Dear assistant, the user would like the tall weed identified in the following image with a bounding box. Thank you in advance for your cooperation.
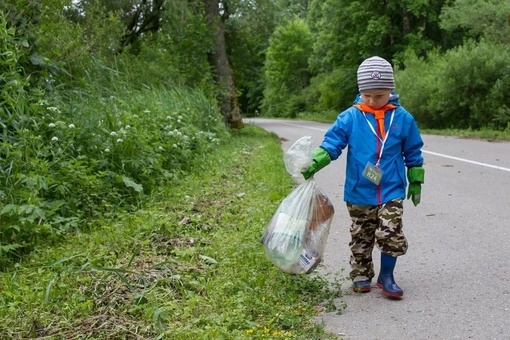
[0,9,228,264]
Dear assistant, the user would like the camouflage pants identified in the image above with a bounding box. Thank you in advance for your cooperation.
[347,199,407,281]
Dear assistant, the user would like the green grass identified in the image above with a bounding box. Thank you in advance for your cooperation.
[0,125,344,339]
[419,128,510,141]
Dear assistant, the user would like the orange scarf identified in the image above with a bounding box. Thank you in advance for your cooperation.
[354,103,396,139]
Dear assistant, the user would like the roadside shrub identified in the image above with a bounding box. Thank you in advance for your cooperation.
[0,84,228,265]
[313,66,357,112]
[397,41,510,130]
[0,13,227,263]
[0,3,228,265]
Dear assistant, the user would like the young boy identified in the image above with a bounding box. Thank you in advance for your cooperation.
[302,56,424,299]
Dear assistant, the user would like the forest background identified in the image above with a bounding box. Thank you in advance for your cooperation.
[0,0,509,338]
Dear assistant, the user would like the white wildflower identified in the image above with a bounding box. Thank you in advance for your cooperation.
[68,124,75,128]
[47,107,60,113]
[172,144,178,148]
[158,146,164,151]
[110,131,118,136]
[51,136,58,142]
[116,138,123,143]
[143,109,151,114]
[105,148,110,153]
[125,125,131,129]
[48,123,56,128]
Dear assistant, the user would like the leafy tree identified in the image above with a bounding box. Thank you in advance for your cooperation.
[202,0,244,128]
[67,0,166,53]
[439,0,510,44]
[115,0,213,90]
[226,0,312,115]
[261,18,313,117]
[225,0,280,115]
[305,0,451,111]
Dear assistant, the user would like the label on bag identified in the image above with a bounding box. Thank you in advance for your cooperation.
[298,250,320,274]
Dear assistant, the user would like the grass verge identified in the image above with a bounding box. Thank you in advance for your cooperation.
[0,125,343,339]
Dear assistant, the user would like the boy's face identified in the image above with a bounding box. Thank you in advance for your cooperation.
[360,89,392,109]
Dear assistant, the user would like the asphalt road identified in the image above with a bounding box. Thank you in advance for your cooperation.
[247,118,510,340]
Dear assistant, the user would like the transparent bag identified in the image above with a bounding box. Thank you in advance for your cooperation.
[262,136,334,274]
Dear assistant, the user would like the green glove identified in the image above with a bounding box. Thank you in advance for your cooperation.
[302,147,331,180]
[406,166,425,206]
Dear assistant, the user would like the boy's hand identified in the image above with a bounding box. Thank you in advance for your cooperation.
[407,182,422,206]
[407,166,425,206]
[302,147,331,180]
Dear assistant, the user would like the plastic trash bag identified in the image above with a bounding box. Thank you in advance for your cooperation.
[283,135,314,179]
[262,136,334,274]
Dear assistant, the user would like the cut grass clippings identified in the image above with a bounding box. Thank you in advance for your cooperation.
[0,125,344,339]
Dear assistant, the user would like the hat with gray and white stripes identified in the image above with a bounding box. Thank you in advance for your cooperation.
[357,56,395,92]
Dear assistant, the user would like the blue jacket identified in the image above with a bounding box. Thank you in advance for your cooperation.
[321,93,423,206]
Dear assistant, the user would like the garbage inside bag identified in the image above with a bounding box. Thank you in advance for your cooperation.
[262,136,334,274]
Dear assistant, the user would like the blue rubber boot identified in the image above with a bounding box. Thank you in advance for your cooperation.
[376,253,404,299]
[352,280,371,293]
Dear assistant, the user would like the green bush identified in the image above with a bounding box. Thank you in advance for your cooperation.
[0,9,227,262]
[0,82,228,260]
[397,41,510,130]
[312,66,357,112]
[0,2,229,265]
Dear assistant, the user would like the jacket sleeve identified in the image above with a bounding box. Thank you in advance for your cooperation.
[320,109,352,160]
[402,113,424,167]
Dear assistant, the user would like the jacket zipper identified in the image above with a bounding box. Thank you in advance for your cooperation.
[376,131,382,205]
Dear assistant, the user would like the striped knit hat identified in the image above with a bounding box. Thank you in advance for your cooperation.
[357,56,395,92]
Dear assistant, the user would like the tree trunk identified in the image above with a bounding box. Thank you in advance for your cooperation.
[202,0,244,129]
